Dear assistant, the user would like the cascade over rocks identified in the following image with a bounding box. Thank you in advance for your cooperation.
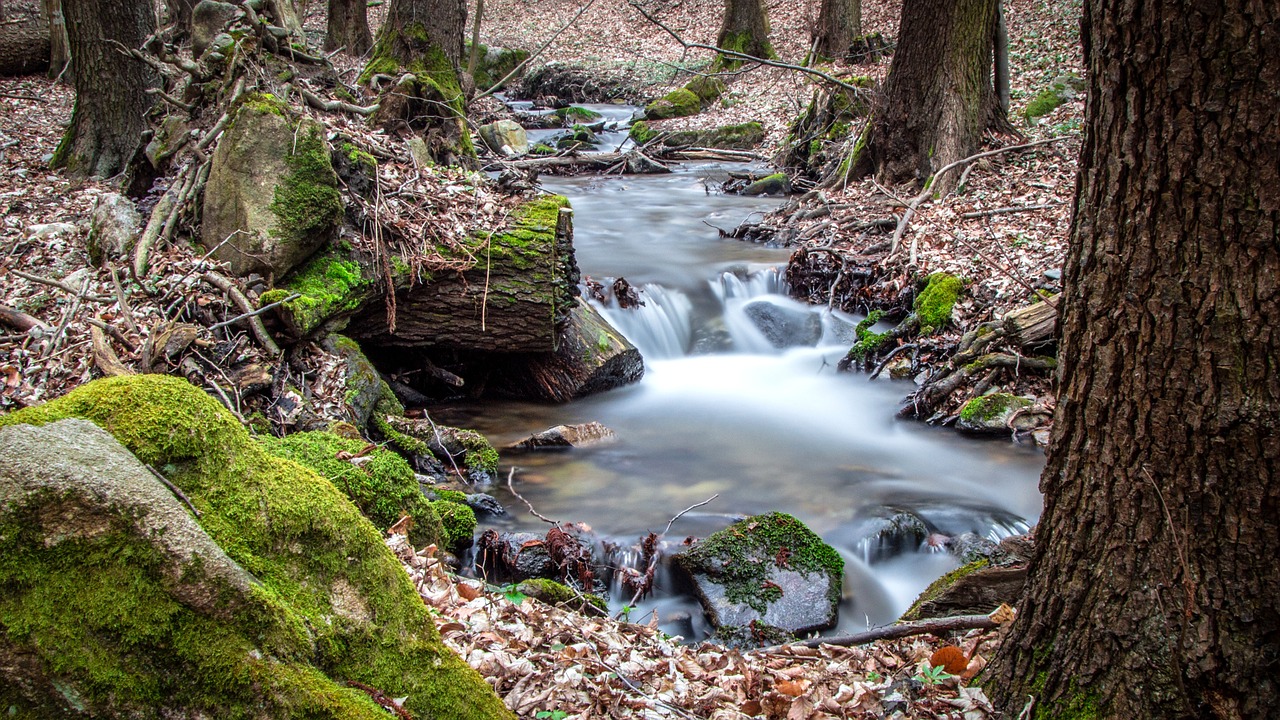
[742,296,823,348]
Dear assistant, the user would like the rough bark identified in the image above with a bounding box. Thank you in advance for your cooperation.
[0,0,49,76]
[851,0,1003,192]
[43,0,67,78]
[985,1,1280,717]
[324,0,372,55]
[813,0,861,61]
[49,0,157,179]
[375,0,464,67]
[715,0,773,67]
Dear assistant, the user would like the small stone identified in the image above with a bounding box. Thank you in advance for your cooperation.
[509,421,617,450]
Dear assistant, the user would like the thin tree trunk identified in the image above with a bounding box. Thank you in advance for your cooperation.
[50,0,157,179]
[993,1,1009,113]
[986,0,1280,717]
[324,0,371,55]
[813,0,861,61]
[44,0,68,78]
[851,0,1003,192]
[715,0,773,67]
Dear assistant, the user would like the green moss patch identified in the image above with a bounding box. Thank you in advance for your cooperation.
[261,248,371,338]
[268,124,342,250]
[901,559,988,621]
[913,272,963,334]
[0,375,512,719]
[958,393,1032,423]
[644,87,701,120]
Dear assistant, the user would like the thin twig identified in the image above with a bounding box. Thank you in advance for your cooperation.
[952,229,1056,309]
[960,203,1058,220]
[506,467,557,524]
[208,293,300,331]
[148,465,201,517]
[3,266,113,302]
[868,342,917,380]
[664,493,719,535]
[201,271,282,355]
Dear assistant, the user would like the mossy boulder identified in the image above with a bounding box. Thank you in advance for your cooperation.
[639,121,766,150]
[380,415,500,484]
[683,75,727,105]
[956,393,1041,434]
[320,334,383,430]
[516,578,607,615]
[202,94,343,277]
[260,245,373,340]
[0,374,512,719]
[1023,74,1085,121]
[644,87,701,120]
[676,512,844,639]
[465,41,530,91]
[553,105,604,125]
[741,172,791,196]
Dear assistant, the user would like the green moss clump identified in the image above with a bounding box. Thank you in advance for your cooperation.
[554,105,603,123]
[679,512,844,613]
[958,393,1031,423]
[0,374,513,719]
[913,272,963,334]
[1024,89,1066,120]
[261,249,370,338]
[644,87,701,120]
[432,500,476,551]
[515,578,608,613]
[683,75,727,104]
[844,310,890,362]
[901,559,988,621]
[430,488,468,504]
[268,123,343,250]
[714,31,777,70]
[659,121,765,150]
[258,431,445,548]
[629,120,658,145]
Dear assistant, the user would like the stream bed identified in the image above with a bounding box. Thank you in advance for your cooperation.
[439,161,1046,640]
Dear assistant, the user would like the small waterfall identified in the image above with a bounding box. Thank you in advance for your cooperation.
[711,266,786,302]
[594,283,693,359]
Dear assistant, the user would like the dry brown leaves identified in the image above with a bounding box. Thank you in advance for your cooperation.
[391,534,1004,719]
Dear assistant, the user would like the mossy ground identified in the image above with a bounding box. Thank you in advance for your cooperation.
[0,375,512,719]
[844,309,890,363]
[913,272,963,334]
[680,512,844,613]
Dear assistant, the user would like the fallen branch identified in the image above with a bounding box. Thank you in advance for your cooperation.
[200,272,282,355]
[3,267,113,303]
[960,203,1058,220]
[507,467,557,524]
[90,325,134,377]
[868,342,916,380]
[209,292,300,331]
[0,303,51,332]
[290,82,377,116]
[769,612,1003,651]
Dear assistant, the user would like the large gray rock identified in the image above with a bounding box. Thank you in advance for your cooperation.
[201,98,342,277]
[676,512,844,639]
[321,334,382,431]
[191,1,238,58]
[479,119,529,156]
[742,297,822,348]
[86,192,142,265]
[0,419,256,614]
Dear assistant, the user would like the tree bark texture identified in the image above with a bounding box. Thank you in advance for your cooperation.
[324,0,372,55]
[813,0,861,60]
[43,0,67,78]
[51,0,157,178]
[986,1,1280,717]
[379,0,464,67]
[164,0,194,36]
[715,0,773,65]
[0,0,49,76]
[855,0,1002,191]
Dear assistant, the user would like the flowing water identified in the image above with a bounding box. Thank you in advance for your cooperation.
[442,160,1046,640]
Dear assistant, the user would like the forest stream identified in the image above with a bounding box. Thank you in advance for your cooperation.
[437,128,1047,641]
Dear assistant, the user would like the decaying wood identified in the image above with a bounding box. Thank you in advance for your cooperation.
[201,271,282,355]
[772,610,1008,651]
[90,325,134,376]
[1002,295,1058,348]
[0,302,51,332]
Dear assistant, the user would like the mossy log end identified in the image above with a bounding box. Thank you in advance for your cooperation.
[350,197,580,353]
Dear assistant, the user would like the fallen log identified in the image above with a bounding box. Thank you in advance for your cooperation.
[1002,294,1058,348]
[492,148,761,174]
[0,303,50,333]
[0,0,49,76]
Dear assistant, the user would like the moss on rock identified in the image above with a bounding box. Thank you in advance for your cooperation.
[644,87,701,120]
[913,272,963,334]
[261,248,371,339]
[0,374,513,719]
[515,578,607,613]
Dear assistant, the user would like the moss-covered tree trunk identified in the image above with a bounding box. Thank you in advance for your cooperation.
[50,0,157,178]
[813,0,861,61]
[363,0,472,165]
[984,0,1280,717]
[715,0,774,68]
[325,0,372,55]
[847,0,1003,192]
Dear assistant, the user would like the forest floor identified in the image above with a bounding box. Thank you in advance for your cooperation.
[0,0,1083,716]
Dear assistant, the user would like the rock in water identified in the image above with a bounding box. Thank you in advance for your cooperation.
[742,297,823,348]
[676,512,844,641]
[0,374,512,719]
[479,119,529,156]
[509,421,618,450]
[201,94,342,277]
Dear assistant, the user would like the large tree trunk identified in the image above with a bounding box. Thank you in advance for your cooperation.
[50,0,157,179]
[0,0,49,76]
[985,1,1280,717]
[850,0,1003,192]
[363,0,471,165]
[324,0,372,56]
[715,0,774,68]
[813,0,861,61]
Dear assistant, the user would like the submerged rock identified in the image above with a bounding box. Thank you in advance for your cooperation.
[676,512,844,640]
[509,421,618,450]
[0,375,511,719]
[742,297,823,348]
